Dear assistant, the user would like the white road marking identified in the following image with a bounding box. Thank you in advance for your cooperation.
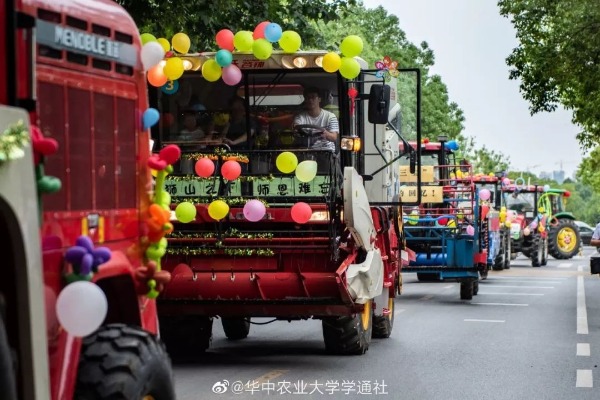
[464,319,505,323]
[577,276,588,334]
[471,302,529,306]
[558,263,573,268]
[483,285,554,289]
[477,292,544,296]
[420,295,434,301]
[577,343,590,357]
[443,285,453,289]
[485,280,562,284]
[578,266,583,272]
[576,369,593,388]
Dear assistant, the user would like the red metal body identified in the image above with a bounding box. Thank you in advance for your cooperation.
[2,0,154,398]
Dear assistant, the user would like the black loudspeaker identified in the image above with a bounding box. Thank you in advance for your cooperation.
[368,84,391,125]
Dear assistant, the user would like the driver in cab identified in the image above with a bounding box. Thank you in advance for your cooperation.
[293,86,339,151]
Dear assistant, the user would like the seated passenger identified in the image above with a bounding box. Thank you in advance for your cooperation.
[178,110,206,142]
[220,96,255,150]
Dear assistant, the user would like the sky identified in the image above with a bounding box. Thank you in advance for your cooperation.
[362,0,585,177]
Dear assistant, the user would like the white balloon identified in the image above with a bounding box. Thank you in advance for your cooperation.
[56,281,108,337]
[295,160,318,183]
[141,42,165,70]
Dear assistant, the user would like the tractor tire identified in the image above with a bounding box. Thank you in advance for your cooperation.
[0,314,16,400]
[531,237,542,267]
[548,219,581,259]
[322,300,372,355]
[75,324,175,400]
[417,273,441,282]
[222,318,251,340]
[503,235,512,269]
[493,233,506,271]
[473,280,479,296]
[373,294,394,339]
[159,315,213,360]
[541,238,549,266]
[460,281,474,300]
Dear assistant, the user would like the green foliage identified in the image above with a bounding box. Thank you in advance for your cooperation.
[116,0,354,51]
[456,136,510,174]
[498,0,600,149]
[577,146,600,191]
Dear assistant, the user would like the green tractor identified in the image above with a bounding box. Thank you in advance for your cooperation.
[538,188,581,259]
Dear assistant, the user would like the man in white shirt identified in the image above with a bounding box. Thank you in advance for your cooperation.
[293,87,339,152]
[591,222,600,247]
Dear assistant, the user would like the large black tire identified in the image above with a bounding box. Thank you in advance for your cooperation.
[159,315,213,360]
[0,314,16,400]
[531,237,542,267]
[473,280,479,295]
[222,318,251,340]
[322,300,372,355]
[460,281,473,300]
[493,233,506,271]
[541,237,549,266]
[75,324,175,400]
[548,219,581,259]
[503,234,512,269]
[373,295,394,339]
[417,273,441,282]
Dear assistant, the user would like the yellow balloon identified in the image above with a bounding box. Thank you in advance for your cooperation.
[276,152,298,174]
[340,35,363,58]
[322,52,341,73]
[202,59,222,82]
[252,38,273,60]
[233,31,254,52]
[279,31,301,53]
[295,160,318,183]
[150,169,158,177]
[163,57,184,80]
[157,38,171,52]
[172,32,190,54]
[208,200,230,220]
[339,57,361,79]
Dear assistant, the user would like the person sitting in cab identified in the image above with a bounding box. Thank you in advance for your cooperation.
[220,96,255,150]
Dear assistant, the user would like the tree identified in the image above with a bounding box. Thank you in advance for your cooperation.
[498,0,600,149]
[116,0,354,51]
[577,146,600,192]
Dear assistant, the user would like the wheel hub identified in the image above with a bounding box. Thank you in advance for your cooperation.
[557,227,577,252]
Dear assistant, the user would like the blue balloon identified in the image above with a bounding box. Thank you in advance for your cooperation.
[142,108,160,130]
[215,49,233,67]
[444,140,459,151]
[264,23,282,43]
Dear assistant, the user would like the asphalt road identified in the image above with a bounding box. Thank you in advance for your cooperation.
[172,247,600,400]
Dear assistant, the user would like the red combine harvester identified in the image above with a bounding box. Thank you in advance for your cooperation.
[1,0,175,398]
[151,51,423,355]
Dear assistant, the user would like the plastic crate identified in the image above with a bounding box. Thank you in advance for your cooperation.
[446,236,474,268]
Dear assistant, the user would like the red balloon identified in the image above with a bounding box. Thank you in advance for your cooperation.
[195,158,215,177]
[216,29,234,52]
[159,144,181,165]
[221,160,241,180]
[290,202,312,224]
[253,21,270,40]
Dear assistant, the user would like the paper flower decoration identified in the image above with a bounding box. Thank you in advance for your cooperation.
[375,56,399,81]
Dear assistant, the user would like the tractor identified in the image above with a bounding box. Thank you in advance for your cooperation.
[540,188,581,259]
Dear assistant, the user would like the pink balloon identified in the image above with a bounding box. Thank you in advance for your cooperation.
[221,160,241,180]
[222,64,242,86]
[216,29,234,51]
[465,225,475,235]
[195,158,215,177]
[290,202,312,224]
[479,188,491,201]
[243,199,266,222]
[502,178,511,186]
[253,21,270,39]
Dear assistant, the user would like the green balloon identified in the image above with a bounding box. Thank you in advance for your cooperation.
[233,31,254,52]
[175,201,197,223]
[141,33,157,45]
[252,38,273,60]
[279,31,301,53]
[340,35,363,58]
[339,57,361,80]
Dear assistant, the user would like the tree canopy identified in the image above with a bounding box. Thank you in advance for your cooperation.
[498,0,600,150]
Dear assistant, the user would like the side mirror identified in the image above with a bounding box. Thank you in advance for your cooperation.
[368,84,390,124]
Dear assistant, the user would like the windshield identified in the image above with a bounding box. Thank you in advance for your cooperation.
[505,192,535,213]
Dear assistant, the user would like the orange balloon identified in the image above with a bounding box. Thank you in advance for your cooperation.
[148,64,168,87]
